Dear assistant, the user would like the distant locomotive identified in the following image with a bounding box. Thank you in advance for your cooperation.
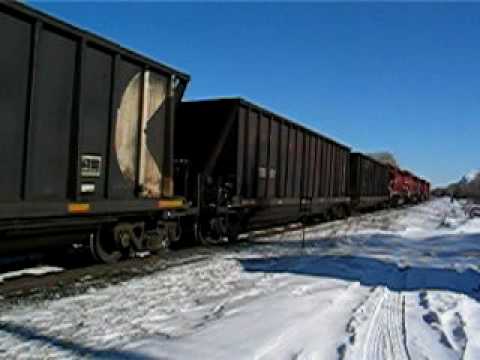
[388,166,430,205]
[0,2,430,262]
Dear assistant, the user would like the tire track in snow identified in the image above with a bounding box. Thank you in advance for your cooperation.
[340,287,411,360]
[361,288,410,360]
[401,294,412,360]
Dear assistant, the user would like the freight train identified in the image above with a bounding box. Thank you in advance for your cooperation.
[0,2,430,263]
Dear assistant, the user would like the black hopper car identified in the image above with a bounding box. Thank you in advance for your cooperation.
[0,2,430,263]
[0,2,190,262]
[175,98,351,242]
[349,152,390,210]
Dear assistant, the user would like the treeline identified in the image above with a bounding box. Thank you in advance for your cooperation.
[433,174,480,199]
[368,152,398,167]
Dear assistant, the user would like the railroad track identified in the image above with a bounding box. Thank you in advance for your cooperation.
[0,245,230,304]
[0,239,277,304]
[0,207,404,305]
[0,226,316,303]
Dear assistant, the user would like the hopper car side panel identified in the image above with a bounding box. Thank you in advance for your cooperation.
[0,2,189,257]
[176,98,351,230]
[349,152,390,210]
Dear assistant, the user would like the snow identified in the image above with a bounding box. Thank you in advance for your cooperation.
[1,198,480,359]
[0,266,63,284]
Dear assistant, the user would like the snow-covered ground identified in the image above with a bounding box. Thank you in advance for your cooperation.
[1,198,480,360]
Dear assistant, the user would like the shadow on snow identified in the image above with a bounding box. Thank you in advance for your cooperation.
[240,255,480,300]
[240,233,480,301]
[255,232,480,257]
[0,321,159,360]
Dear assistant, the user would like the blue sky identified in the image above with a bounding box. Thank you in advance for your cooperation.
[31,2,480,186]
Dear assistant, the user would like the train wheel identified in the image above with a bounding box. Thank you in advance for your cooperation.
[193,221,205,244]
[145,227,170,254]
[322,211,331,222]
[89,228,129,264]
[193,221,215,245]
[195,217,227,245]
[130,223,146,251]
[343,205,352,217]
[169,222,182,242]
[326,209,336,221]
[336,206,347,219]
[226,219,241,243]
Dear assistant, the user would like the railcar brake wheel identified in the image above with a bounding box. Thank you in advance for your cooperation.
[89,228,128,264]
